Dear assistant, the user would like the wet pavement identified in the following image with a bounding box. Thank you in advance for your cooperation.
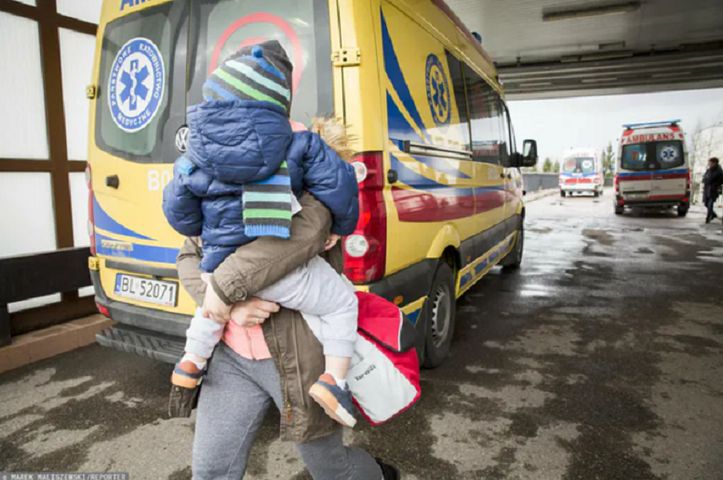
[2,190,722,480]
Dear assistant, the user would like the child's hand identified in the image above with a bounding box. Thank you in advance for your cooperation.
[324,234,341,251]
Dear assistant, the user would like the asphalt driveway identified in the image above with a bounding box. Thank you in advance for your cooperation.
[1,191,722,479]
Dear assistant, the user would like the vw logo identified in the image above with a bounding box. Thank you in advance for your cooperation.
[175,125,189,153]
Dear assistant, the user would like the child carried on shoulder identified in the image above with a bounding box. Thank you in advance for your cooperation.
[163,40,360,427]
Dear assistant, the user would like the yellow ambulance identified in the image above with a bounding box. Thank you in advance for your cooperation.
[88,0,537,367]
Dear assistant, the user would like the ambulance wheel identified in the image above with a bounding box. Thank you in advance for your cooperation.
[501,224,524,270]
[677,205,688,217]
[421,262,456,369]
[593,191,600,198]
[560,190,566,198]
[615,205,624,215]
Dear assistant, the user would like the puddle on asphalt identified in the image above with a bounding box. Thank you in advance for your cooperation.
[518,283,556,298]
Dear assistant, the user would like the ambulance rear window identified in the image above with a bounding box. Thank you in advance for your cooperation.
[622,141,684,171]
[94,1,332,164]
[95,2,183,163]
[187,0,333,124]
[563,157,595,174]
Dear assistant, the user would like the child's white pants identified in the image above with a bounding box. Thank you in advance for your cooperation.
[184,255,358,359]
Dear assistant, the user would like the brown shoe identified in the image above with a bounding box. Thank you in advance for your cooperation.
[168,359,204,418]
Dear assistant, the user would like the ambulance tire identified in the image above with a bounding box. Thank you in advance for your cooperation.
[677,205,688,217]
[560,190,566,198]
[421,262,456,369]
[615,205,624,215]
[501,224,524,270]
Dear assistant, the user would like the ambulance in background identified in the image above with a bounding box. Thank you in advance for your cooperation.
[559,148,603,197]
[614,120,690,216]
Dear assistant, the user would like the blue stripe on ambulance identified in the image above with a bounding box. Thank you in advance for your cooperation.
[95,233,179,264]
[559,173,597,178]
[474,259,489,275]
[460,237,514,290]
[406,309,421,325]
[617,168,688,178]
[391,155,503,196]
[381,9,430,143]
[93,198,154,241]
[387,93,425,144]
[413,154,472,179]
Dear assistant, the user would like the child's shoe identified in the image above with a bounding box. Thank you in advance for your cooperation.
[308,373,357,428]
[171,357,205,388]
[168,355,205,418]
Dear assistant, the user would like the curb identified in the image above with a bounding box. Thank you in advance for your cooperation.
[525,188,558,203]
[0,314,114,375]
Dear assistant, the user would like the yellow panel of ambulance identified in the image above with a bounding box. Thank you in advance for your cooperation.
[87,0,536,367]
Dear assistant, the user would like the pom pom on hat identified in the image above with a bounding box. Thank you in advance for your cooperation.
[252,45,263,58]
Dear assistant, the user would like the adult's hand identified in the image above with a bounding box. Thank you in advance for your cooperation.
[201,282,232,324]
[230,297,280,327]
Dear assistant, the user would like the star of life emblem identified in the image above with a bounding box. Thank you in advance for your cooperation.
[108,37,165,133]
[660,145,678,163]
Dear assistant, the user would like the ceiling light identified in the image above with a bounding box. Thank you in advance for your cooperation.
[581,77,618,83]
[598,41,626,50]
[518,81,554,88]
[543,1,641,22]
[651,71,693,79]
[580,50,634,61]
[560,50,633,63]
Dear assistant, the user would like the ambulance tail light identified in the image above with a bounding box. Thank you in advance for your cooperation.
[344,152,386,284]
[614,174,620,193]
[96,303,110,318]
[86,164,96,256]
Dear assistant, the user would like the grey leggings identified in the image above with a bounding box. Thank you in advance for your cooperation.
[192,343,382,480]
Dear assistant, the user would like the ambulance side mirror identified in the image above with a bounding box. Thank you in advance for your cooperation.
[520,139,538,167]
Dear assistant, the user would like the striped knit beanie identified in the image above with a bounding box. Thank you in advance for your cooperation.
[202,40,293,113]
[205,42,295,239]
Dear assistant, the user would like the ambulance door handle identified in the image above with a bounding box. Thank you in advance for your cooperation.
[106,174,120,189]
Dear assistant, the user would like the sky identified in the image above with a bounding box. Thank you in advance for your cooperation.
[507,87,723,165]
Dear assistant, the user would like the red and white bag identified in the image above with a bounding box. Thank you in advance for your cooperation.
[347,292,421,425]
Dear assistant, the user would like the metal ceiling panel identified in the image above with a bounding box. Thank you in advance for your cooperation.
[446,0,723,98]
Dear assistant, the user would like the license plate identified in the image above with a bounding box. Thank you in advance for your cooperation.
[114,274,178,307]
[625,192,648,199]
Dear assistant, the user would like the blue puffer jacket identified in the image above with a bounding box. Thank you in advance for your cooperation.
[162,100,359,272]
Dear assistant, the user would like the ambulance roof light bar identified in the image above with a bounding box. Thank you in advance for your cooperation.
[623,119,681,130]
